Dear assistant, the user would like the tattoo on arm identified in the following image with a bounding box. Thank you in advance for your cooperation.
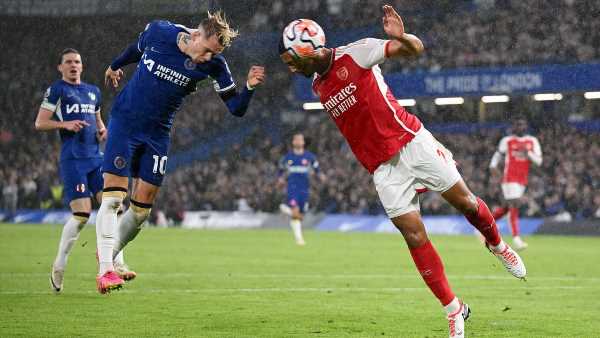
[179,33,191,45]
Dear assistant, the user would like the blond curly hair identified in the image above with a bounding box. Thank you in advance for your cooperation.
[200,10,239,48]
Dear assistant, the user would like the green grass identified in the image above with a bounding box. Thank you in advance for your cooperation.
[0,223,599,337]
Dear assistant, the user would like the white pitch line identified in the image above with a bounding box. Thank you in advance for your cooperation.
[0,285,588,296]
[1,272,599,282]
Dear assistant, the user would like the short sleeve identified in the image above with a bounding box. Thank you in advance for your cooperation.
[532,137,542,156]
[137,22,154,52]
[40,84,61,112]
[340,38,390,69]
[498,137,509,154]
[210,56,236,93]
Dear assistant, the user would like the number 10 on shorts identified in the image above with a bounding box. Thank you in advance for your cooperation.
[152,155,168,175]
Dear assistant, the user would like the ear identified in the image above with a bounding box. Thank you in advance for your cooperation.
[191,29,202,39]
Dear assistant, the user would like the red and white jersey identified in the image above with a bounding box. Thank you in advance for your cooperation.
[312,38,422,173]
[490,134,542,185]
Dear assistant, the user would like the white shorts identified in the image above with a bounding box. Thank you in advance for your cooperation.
[501,182,526,200]
[373,128,461,218]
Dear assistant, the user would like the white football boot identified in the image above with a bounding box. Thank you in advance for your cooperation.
[114,263,137,281]
[447,302,470,338]
[50,266,64,293]
[490,243,527,279]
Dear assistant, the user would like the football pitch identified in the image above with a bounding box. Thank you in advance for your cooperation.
[1,224,599,337]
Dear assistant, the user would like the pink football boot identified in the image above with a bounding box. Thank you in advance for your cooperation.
[96,271,125,294]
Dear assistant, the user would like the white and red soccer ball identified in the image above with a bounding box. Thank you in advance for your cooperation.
[280,19,326,58]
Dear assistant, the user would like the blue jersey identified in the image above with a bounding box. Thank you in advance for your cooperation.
[41,80,102,161]
[111,20,236,132]
[279,151,320,196]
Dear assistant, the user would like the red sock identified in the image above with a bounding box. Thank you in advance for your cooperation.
[409,240,455,306]
[492,206,508,220]
[509,207,520,236]
[465,197,502,246]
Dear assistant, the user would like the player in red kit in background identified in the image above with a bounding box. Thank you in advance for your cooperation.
[490,118,543,250]
[279,5,526,338]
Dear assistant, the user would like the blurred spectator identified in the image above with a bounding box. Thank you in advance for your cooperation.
[1,1,600,222]
[156,115,600,222]
[2,172,18,216]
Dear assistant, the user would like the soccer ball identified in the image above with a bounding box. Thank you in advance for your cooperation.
[281,19,326,58]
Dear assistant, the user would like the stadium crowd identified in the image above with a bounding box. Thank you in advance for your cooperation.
[155,116,600,222]
[240,0,600,70]
[1,0,600,221]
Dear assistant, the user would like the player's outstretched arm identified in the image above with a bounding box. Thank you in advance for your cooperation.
[105,42,143,88]
[34,107,89,132]
[219,65,265,117]
[381,5,424,58]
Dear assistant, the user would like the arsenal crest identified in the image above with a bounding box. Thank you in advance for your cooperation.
[336,67,348,81]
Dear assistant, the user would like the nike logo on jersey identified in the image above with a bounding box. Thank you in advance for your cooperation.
[150,46,164,54]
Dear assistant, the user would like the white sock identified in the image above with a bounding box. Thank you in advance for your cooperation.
[53,217,86,270]
[444,297,461,316]
[279,204,293,216]
[96,196,122,275]
[290,219,304,242]
[490,240,507,253]
[114,250,125,266]
[113,207,147,257]
[113,209,125,266]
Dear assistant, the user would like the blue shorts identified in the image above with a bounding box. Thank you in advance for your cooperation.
[103,117,171,186]
[287,193,309,214]
[59,157,103,204]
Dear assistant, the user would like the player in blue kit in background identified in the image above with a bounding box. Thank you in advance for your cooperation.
[278,133,325,245]
[96,11,265,293]
[35,48,134,293]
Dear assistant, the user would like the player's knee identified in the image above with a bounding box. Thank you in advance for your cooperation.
[130,199,152,224]
[291,210,303,220]
[392,218,428,247]
[72,212,90,230]
[402,228,428,248]
[102,187,127,210]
